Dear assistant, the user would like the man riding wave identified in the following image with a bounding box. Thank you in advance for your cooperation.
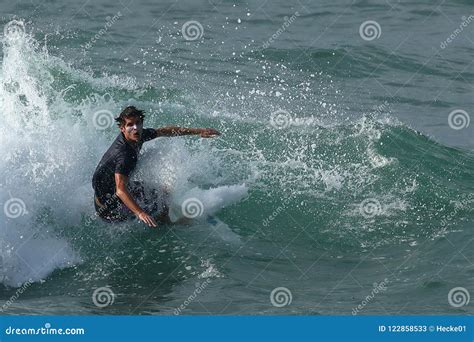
[92,106,220,227]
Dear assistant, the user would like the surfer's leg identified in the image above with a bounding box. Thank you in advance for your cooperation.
[150,187,171,224]
[128,181,171,223]
[94,194,130,223]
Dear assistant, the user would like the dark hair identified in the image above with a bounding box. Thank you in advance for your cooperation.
[115,106,145,126]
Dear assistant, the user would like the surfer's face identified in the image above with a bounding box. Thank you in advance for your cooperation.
[120,116,143,143]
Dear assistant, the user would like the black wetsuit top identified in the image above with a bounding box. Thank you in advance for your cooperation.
[92,128,158,203]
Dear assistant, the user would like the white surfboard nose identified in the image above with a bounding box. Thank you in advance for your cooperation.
[169,184,248,222]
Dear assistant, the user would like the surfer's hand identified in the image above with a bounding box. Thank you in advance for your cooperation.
[200,128,220,138]
[138,211,157,228]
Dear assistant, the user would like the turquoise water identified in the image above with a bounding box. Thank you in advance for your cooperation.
[0,1,473,315]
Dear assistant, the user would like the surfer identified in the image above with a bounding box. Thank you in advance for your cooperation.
[92,106,220,227]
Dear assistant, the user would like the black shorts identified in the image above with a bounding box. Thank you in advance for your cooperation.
[94,181,168,223]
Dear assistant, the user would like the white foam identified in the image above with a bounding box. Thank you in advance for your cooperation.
[169,184,248,222]
[0,21,92,287]
[0,20,247,286]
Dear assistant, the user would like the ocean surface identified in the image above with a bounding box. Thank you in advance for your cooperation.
[0,0,473,315]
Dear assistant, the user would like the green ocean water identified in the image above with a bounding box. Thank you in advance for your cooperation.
[0,0,473,315]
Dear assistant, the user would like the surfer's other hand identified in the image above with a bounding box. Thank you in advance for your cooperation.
[138,211,157,228]
[200,128,220,138]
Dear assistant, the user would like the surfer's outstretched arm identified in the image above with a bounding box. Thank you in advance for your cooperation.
[154,126,220,138]
[115,173,157,228]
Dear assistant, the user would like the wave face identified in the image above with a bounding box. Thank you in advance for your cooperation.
[0,12,472,315]
[0,21,250,288]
